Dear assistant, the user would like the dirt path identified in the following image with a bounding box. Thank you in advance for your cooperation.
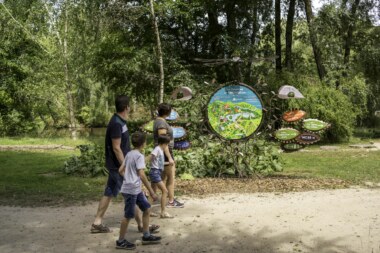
[0,188,379,253]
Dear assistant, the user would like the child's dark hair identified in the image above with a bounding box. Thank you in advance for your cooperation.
[158,134,171,145]
[131,131,146,148]
[115,95,130,113]
[157,103,172,117]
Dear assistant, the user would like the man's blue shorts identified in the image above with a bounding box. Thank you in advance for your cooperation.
[149,168,163,183]
[104,169,123,197]
[122,192,151,219]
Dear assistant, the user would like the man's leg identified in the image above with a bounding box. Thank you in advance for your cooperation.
[93,196,112,225]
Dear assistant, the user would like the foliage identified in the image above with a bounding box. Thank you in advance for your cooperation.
[1,0,379,143]
[175,136,282,178]
[63,145,106,177]
[288,84,358,142]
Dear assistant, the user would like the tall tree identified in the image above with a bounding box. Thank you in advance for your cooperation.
[343,0,361,65]
[275,0,282,71]
[304,0,326,80]
[285,0,296,69]
[149,0,165,103]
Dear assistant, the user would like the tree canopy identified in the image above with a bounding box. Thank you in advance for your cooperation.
[0,0,379,139]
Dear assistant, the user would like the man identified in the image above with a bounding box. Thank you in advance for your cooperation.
[91,95,131,233]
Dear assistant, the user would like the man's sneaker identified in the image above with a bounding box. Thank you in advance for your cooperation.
[142,234,161,245]
[116,239,136,250]
[167,199,184,208]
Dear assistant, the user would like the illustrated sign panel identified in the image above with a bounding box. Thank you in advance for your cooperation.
[166,110,179,121]
[207,84,263,140]
[172,126,186,139]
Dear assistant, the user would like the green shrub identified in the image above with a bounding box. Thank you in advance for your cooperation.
[174,137,282,178]
[288,85,357,142]
[63,145,106,177]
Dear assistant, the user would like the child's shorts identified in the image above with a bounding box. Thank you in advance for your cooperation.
[121,192,151,219]
[149,168,162,183]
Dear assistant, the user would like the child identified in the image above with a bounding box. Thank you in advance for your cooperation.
[116,132,161,250]
[149,135,173,218]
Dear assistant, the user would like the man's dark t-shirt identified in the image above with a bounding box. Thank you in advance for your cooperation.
[105,114,131,170]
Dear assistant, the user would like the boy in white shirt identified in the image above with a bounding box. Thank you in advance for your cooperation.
[116,132,161,250]
[149,135,172,218]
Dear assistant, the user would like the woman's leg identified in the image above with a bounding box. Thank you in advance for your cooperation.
[163,164,175,203]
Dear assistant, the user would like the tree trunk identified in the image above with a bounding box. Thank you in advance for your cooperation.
[304,0,326,80]
[247,3,259,82]
[285,0,296,69]
[63,4,76,138]
[149,0,165,104]
[207,4,222,56]
[275,0,282,71]
[344,0,360,65]
[226,0,238,52]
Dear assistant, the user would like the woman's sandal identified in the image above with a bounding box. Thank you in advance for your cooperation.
[150,211,159,217]
[160,212,174,219]
[138,224,160,234]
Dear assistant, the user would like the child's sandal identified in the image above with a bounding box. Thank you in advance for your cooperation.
[160,212,174,219]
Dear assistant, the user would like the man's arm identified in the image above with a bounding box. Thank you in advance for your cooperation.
[145,154,154,165]
[112,138,124,165]
[118,159,126,176]
[138,169,157,201]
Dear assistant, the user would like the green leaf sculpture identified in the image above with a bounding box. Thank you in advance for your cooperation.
[274,128,300,142]
[302,119,330,132]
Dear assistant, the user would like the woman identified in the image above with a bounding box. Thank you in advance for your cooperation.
[153,103,184,208]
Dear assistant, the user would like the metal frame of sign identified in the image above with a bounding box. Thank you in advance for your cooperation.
[206,82,264,142]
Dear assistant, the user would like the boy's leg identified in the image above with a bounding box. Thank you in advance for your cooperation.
[135,206,142,227]
[116,218,136,250]
[136,192,161,244]
[116,193,138,249]
[118,217,131,241]
[142,205,150,233]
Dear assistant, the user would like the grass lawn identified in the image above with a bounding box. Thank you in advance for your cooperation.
[0,140,379,207]
[0,136,103,147]
[282,149,380,183]
[0,150,110,206]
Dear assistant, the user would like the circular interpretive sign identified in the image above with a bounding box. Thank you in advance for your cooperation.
[207,83,263,141]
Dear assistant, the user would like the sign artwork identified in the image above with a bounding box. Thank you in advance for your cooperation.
[207,84,263,140]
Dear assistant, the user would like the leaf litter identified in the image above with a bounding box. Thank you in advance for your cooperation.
[175,177,348,196]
